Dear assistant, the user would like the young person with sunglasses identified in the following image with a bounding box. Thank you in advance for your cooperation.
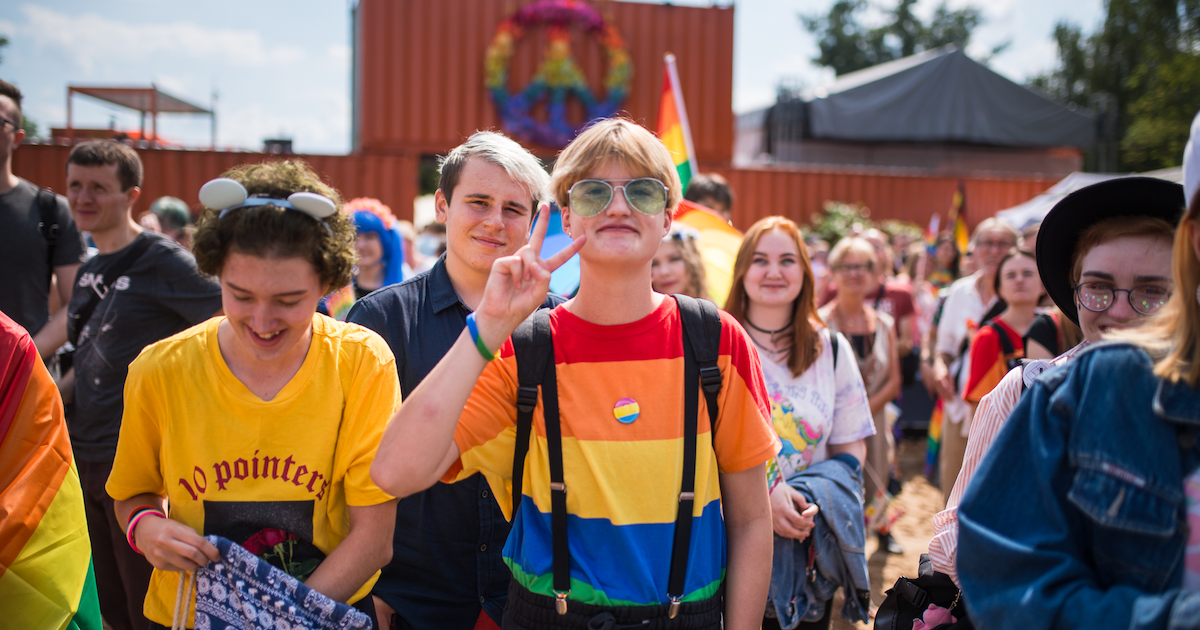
[927,176,1181,587]
[725,218,873,630]
[370,118,779,630]
[105,161,400,629]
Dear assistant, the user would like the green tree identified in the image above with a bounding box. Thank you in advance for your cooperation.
[1120,52,1200,171]
[1031,0,1200,170]
[801,0,989,76]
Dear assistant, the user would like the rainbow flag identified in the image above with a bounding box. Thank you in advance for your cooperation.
[924,213,940,247]
[321,284,357,322]
[0,312,101,630]
[674,199,743,306]
[656,53,698,193]
[948,182,969,254]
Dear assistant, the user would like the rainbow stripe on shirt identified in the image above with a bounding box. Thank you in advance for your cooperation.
[446,300,778,607]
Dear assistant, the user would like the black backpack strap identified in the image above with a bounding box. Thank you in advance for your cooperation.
[670,295,721,617]
[67,236,154,347]
[510,309,553,518]
[37,188,60,283]
[539,321,570,613]
[510,309,570,613]
[829,329,839,371]
[988,321,1020,371]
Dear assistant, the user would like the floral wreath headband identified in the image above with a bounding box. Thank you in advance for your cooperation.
[198,178,338,222]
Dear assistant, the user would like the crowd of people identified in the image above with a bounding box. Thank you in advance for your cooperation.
[4,72,1200,630]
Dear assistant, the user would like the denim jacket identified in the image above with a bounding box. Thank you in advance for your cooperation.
[958,342,1200,630]
[769,455,872,628]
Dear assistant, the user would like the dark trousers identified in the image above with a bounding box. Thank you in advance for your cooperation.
[503,582,723,630]
[762,600,833,630]
[79,458,155,630]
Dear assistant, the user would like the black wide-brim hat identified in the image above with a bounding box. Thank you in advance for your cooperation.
[1036,176,1185,326]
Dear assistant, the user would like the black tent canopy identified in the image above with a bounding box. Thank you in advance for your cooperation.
[796,46,1094,148]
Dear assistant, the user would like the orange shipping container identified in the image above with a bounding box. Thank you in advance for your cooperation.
[352,0,735,162]
[14,145,1053,230]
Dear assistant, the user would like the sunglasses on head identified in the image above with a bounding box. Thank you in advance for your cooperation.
[567,178,669,217]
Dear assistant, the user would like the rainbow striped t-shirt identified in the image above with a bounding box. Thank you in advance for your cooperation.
[442,298,779,607]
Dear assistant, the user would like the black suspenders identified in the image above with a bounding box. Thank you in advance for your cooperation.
[511,295,722,617]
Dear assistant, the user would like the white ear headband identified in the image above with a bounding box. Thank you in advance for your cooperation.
[199,177,338,221]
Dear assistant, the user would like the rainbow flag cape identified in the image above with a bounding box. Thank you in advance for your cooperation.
[657,53,698,193]
[674,199,743,306]
[0,312,101,630]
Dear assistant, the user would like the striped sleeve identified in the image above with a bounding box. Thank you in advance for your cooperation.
[929,364,1025,585]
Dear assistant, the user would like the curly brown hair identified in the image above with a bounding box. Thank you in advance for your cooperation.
[192,160,356,290]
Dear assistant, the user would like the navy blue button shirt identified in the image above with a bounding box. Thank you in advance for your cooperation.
[347,256,564,630]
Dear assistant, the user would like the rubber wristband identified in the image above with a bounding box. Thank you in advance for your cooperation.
[124,505,158,538]
[466,313,497,361]
[126,508,165,555]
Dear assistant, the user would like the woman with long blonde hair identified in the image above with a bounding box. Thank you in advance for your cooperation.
[727,217,874,630]
[956,113,1200,629]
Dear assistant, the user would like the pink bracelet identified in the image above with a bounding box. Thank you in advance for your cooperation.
[126,508,165,555]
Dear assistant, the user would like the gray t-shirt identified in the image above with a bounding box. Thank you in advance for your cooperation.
[0,178,88,335]
[67,231,222,462]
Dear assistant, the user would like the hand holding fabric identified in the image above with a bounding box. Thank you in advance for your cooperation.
[770,484,818,540]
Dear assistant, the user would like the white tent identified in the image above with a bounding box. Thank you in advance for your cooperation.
[996,167,1184,231]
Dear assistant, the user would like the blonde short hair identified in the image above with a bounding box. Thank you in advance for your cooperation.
[550,118,682,214]
[828,237,878,270]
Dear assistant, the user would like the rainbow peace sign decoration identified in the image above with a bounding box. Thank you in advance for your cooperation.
[485,0,632,148]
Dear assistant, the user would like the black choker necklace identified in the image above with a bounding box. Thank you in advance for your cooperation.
[744,317,793,335]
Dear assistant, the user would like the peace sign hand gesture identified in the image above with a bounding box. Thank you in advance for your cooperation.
[472,203,586,349]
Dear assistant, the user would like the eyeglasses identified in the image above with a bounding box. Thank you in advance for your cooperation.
[1073,282,1171,315]
[833,263,872,275]
[0,117,14,131]
[567,178,669,217]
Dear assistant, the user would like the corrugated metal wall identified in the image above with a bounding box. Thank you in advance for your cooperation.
[14,145,420,221]
[714,165,1056,231]
[354,0,735,162]
[14,145,1052,229]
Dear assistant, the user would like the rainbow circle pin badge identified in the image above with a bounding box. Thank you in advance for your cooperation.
[614,398,640,424]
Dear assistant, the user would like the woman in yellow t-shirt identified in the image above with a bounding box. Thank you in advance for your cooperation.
[106,161,400,629]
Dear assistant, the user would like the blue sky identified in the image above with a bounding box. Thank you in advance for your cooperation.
[0,0,1104,155]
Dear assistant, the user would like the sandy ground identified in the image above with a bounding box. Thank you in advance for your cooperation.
[827,436,942,630]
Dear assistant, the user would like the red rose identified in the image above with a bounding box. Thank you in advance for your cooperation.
[261,528,293,548]
[242,528,296,555]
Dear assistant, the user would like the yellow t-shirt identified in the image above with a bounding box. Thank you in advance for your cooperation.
[107,314,399,626]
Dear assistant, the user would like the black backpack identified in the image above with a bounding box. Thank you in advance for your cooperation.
[508,294,721,616]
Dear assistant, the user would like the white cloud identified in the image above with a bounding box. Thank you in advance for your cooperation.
[325,44,351,67]
[19,4,306,73]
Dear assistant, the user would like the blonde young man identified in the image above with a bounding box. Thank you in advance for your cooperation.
[371,119,779,630]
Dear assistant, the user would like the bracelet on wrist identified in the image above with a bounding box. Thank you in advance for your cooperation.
[466,313,498,361]
[126,507,166,555]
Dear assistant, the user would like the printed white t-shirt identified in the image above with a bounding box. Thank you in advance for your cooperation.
[760,330,875,480]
